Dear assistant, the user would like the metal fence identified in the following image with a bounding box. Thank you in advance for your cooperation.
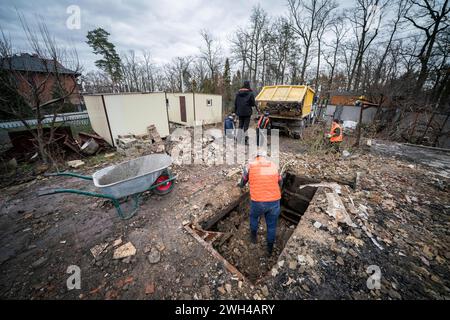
[0,111,90,130]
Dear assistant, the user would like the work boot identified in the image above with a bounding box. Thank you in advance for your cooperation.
[250,231,257,244]
[267,242,274,256]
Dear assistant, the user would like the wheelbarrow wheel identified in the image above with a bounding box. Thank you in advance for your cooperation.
[152,169,175,195]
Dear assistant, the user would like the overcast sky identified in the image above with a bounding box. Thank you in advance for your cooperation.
[0,0,297,72]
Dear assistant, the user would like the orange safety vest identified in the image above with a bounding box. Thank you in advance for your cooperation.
[248,157,281,202]
[329,122,343,143]
[257,115,270,129]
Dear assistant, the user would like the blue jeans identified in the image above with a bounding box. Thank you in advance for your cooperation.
[250,200,281,245]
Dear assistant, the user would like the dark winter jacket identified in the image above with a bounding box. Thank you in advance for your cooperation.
[224,117,235,132]
[234,88,255,117]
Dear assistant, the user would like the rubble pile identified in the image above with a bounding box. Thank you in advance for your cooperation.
[168,126,225,166]
[264,146,450,299]
[116,125,165,157]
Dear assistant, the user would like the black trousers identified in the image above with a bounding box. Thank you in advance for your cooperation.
[238,116,251,132]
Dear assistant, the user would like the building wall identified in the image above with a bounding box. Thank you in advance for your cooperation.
[83,95,113,145]
[329,95,359,107]
[193,93,222,125]
[103,93,170,144]
[167,93,222,126]
[16,72,81,106]
[324,105,377,124]
[166,93,195,125]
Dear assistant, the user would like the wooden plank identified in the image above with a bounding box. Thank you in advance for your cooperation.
[184,224,247,281]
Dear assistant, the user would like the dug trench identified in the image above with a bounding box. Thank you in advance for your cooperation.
[186,173,319,284]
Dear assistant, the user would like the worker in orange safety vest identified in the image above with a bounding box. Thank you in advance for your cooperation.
[239,153,282,255]
[256,111,271,146]
[327,118,343,151]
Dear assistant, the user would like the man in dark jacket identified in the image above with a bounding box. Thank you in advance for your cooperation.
[234,80,255,143]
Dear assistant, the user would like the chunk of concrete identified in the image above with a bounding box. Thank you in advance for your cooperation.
[67,160,85,168]
[113,242,136,259]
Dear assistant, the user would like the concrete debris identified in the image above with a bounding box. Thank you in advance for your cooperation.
[113,238,122,247]
[325,192,357,227]
[301,182,342,194]
[90,243,109,259]
[147,248,161,264]
[261,285,269,297]
[116,125,164,157]
[67,160,85,168]
[113,242,136,259]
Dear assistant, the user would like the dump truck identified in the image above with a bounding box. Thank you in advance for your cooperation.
[255,85,315,139]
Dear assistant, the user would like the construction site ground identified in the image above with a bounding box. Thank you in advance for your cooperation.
[0,124,449,300]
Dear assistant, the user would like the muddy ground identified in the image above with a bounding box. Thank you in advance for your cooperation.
[0,124,449,300]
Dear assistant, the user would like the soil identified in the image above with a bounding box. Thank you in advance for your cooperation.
[0,123,449,300]
[209,201,296,284]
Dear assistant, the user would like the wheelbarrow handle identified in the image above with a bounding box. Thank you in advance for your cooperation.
[37,188,116,200]
[44,172,93,180]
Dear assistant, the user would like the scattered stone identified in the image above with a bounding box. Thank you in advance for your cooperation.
[289,260,297,270]
[156,243,166,251]
[271,268,278,277]
[67,160,85,168]
[336,256,345,266]
[113,238,122,247]
[348,248,358,257]
[145,283,155,295]
[225,283,232,294]
[90,243,109,259]
[147,248,161,264]
[31,256,47,269]
[217,286,226,295]
[113,242,136,259]
[313,221,322,229]
[261,285,269,297]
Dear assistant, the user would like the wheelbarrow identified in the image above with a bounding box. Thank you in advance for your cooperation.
[38,154,176,219]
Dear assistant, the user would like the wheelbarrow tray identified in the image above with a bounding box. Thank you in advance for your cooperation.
[92,154,172,199]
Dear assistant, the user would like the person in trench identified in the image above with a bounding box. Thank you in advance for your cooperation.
[238,151,283,255]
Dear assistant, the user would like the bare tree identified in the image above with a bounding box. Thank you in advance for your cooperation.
[405,0,450,92]
[199,30,222,80]
[288,0,336,84]
[346,0,387,91]
[0,18,81,165]
[323,14,348,92]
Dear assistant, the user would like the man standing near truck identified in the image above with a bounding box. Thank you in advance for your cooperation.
[234,80,255,144]
[239,152,282,255]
